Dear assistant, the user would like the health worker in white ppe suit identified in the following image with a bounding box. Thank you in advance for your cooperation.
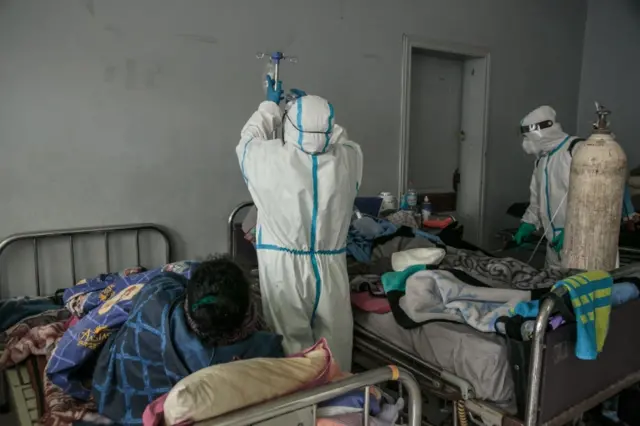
[514,105,635,269]
[236,76,363,371]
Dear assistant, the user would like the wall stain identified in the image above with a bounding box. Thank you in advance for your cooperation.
[103,24,123,37]
[175,33,218,45]
[84,0,95,17]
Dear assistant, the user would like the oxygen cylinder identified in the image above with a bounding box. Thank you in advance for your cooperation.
[562,103,627,270]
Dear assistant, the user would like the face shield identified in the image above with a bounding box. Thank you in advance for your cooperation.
[520,119,555,156]
[520,119,555,143]
[519,106,569,156]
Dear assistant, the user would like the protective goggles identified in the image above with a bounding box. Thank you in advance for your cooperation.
[520,120,554,135]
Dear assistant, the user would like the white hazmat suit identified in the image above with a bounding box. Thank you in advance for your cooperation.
[236,96,363,371]
[519,106,633,268]
[520,106,582,268]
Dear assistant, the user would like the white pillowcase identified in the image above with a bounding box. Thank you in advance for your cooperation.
[391,248,446,271]
[163,340,332,425]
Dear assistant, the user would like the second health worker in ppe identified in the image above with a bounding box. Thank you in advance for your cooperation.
[514,105,635,268]
[236,77,363,371]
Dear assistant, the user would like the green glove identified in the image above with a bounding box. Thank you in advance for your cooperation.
[513,222,536,245]
[551,229,564,253]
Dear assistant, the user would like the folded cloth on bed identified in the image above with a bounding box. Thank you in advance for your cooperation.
[0,320,68,369]
[391,247,446,271]
[555,271,613,360]
[511,272,616,360]
[610,282,640,305]
[383,210,420,229]
[347,218,397,263]
[0,296,63,332]
[0,308,70,345]
[318,387,382,416]
[47,261,199,400]
[351,292,390,314]
[388,269,531,332]
[92,271,283,425]
[345,235,437,277]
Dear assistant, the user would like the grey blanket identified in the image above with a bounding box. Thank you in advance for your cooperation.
[399,269,531,332]
[440,247,581,290]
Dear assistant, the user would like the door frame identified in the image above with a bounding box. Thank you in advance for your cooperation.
[398,34,491,243]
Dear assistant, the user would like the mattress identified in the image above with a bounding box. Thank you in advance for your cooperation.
[354,310,515,405]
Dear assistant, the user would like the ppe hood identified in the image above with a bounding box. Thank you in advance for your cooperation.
[284,95,340,154]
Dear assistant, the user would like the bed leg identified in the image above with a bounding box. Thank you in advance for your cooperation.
[524,293,558,426]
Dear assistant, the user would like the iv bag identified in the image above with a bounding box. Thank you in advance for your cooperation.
[263,61,275,94]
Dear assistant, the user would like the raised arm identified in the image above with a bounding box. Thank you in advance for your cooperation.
[236,76,284,185]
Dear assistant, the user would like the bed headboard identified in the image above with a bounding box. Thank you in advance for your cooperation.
[228,201,255,259]
[0,224,172,298]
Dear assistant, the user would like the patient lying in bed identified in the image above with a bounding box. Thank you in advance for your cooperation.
[90,256,284,425]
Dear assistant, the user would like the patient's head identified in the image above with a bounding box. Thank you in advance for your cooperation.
[184,255,251,345]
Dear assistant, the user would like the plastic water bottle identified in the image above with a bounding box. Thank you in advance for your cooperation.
[406,189,417,211]
[422,196,432,223]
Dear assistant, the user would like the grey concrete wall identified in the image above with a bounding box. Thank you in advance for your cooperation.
[577,0,640,168]
[0,0,586,281]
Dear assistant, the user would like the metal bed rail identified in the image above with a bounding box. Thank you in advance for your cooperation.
[354,325,475,401]
[228,201,255,258]
[0,224,171,298]
[0,223,172,416]
[523,286,640,426]
[204,366,422,426]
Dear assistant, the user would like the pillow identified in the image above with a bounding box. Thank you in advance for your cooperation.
[391,247,445,271]
[163,339,333,425]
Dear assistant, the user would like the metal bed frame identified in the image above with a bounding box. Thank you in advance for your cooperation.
[206,365,422,425]
[227,201,640,426]
[0,224,172,425]
[0,224,172,299]
[0,222,423,426]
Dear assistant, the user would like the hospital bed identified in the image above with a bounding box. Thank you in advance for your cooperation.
[228,201,640,426]
[0,222,422,426]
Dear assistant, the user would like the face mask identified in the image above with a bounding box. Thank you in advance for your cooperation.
[522,138,541,156]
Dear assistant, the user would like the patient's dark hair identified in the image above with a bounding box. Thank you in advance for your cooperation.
[185,255,250,340]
